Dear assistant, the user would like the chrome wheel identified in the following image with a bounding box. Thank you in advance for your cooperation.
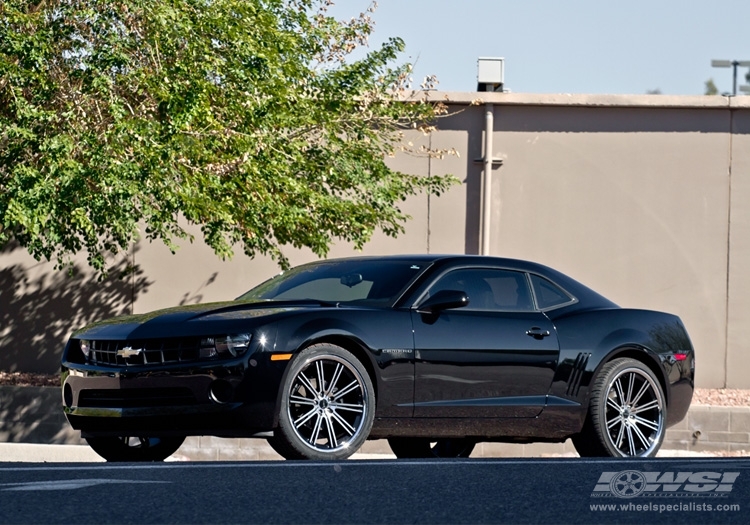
[277,344,375,460]
[572,357,666,458]
[604,367,664,457]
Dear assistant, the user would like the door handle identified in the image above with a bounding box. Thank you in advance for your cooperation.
[526,327,551,339]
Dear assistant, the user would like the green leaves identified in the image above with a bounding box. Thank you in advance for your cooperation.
[0,0,456,274]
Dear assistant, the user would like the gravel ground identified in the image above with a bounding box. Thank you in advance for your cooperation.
[691,388,750,406]
[1,371,748,407]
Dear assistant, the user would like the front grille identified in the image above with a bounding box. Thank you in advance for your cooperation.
[78,388,197,408]
[88,338,201,367]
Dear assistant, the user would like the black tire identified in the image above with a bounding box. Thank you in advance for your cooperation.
[388,438,476,458]
[85,436,185,462]
[572,358,666,458]
[266,432,305,460]
[275,344,375,460]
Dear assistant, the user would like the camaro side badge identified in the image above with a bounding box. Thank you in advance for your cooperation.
[117,347,143,358]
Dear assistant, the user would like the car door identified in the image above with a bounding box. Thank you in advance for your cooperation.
[411,267,560,418]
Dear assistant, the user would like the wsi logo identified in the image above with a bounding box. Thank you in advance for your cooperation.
[591,470,740,499]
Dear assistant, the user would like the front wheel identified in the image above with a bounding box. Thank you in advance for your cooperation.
[388,438,476,458]
[275,344,375,460]
[85,436,185,462]
[573,358,666,458]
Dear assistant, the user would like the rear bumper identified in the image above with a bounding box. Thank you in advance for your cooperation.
[666,378,693,428]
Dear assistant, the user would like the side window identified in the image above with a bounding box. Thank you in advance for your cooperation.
[529,274,574,310]
[428,269,534,311]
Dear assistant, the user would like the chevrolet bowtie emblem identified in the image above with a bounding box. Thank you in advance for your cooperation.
[117,347,143,358]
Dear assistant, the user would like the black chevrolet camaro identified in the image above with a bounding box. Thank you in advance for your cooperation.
[61,255,695,461]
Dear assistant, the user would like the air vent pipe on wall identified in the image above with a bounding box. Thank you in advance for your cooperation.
[477,58,504,255]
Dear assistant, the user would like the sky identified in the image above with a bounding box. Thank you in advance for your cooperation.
[330,0,750,96]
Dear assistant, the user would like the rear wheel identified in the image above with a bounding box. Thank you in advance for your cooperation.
[573,358,666,458]
[274,344,375,460]
[388,438,476,458]
[85,436,185,462]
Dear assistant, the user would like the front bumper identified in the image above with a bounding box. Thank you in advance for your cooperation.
[61,355,286,438]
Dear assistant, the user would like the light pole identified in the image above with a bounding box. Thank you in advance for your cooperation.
[711,59,750,95]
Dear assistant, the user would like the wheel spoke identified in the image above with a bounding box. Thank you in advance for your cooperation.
[625,372,635,405]
[332,379,361,401]
[617,421,625,449]
[332,402,364,414]
[633,414,660,432]
[630,380,651,407]
[625,425,636,456]
[607,415,622,430]
[324,413,338,448]
[316,360,326,393]
[325,363,344,396]
[290,394,316,406]
[614,378,626,406]
[330,409,356,436]
[632,399,660,414]
[297,372,319,397]
[606,397,622,412]
[614,421,625,448]
[630,421,652,451]
[294,406,318,428]
[309,412,324,445]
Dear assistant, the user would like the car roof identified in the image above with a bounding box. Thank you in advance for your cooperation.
[307,254,616,310]
[311,254,560,273]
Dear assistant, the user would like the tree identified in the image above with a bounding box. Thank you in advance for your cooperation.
[0,0,456,274]
[705,78,719,95]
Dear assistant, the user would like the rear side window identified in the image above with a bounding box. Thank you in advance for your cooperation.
[530,274,574,310]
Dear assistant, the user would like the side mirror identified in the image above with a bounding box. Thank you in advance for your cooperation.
[416,290,469,314]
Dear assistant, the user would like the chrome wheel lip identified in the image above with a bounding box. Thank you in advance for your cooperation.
[604,367,664,457]
[286,354,369,454]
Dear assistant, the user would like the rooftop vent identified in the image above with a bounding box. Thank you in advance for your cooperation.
[477,57,504,92]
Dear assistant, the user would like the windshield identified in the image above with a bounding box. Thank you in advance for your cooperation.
[238,259,429,306]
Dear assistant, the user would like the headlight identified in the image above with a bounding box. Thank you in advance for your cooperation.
[200,334,252,358]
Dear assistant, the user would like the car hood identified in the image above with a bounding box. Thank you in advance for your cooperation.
[71,300,319,340]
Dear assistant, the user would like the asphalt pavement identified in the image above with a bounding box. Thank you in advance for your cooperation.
[0,457,748,524]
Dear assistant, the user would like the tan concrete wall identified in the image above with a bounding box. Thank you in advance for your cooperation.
[490,104,731,388]
[1,92,748,389]
[727,109,750,388]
